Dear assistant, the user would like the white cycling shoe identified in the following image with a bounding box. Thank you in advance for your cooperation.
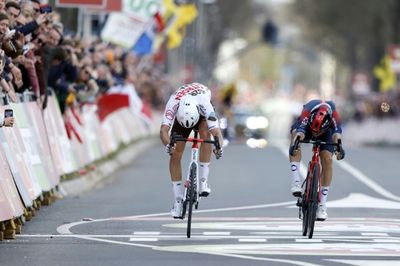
[316,204,328,221]
[290,181,302,197]
[199,181,211,197]
[170,200,183,219]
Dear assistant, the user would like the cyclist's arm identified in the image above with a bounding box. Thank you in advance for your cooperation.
[160,95,177,146]
[209,127,224,148]
[332,133,342,143]
[160,124,171,146]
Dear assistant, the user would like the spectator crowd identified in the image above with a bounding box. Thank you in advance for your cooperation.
[0,0,169,120]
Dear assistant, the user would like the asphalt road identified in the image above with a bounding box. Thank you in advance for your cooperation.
[1,138,399,266]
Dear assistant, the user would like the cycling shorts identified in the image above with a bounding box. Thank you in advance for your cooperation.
[171,116,207,138]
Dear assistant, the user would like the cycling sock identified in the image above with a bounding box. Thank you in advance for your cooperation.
[199,162,210,183]
[172,181,183,201]
[290,162,301,183]
[320,186,330,205]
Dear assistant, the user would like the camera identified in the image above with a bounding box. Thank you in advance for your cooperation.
[4,109,13,118]
[40,5,52,14]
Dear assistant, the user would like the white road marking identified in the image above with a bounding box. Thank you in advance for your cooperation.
[361,233,388,236]
[327,260,400,266]
[129,238,158,242]
[295,239,323,243]
[133,231,161,235]
[335,160,400,201]
[155,242,400,256]
[203,231,231,235]
[163,219,400,233]
[323,193,400,209]
[238,239,267,242]
[56,201,295,235]
[372,239,400,243]
[75,235,156,249]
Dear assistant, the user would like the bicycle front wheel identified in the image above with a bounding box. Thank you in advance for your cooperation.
[186,163,197,238]
[301,178,309,236]
[307,164,319,239]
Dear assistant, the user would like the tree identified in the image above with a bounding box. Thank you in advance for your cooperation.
[290,0,400,76]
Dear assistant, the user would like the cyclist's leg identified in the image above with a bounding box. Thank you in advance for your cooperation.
[170,121,192,201]
[319,129,335,201]
[318,130,334,220]
[198,118,212,196]
[199,118,212,163]
[289,127,304,196]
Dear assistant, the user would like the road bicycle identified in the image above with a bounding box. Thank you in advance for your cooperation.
[170,131,221,238]
[290,137,343,239]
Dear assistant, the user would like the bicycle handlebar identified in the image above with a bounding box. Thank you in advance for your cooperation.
[289,136,343,157]
[170,133,221,150]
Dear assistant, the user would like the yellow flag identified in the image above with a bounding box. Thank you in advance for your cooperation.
[373,55,396,92]
[163,0,176,19]
[166,3,198,49]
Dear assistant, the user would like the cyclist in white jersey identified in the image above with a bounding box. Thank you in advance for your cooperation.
[160,83,224,218]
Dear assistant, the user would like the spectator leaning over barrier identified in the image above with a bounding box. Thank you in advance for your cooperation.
[34,22,64,109]
[72,65,99,105]
[47,46,78,113]
[94,63,113,95]
[7,1,48,102]
[0,12,19,102]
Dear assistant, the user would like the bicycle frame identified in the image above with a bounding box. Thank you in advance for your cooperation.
[304,144,322,205]
[183,134,201,207]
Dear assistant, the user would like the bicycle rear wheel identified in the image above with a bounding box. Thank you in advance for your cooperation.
[186,163,197,238]
[307,164,319,239]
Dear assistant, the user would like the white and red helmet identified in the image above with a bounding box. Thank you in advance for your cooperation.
[176,96,200,128]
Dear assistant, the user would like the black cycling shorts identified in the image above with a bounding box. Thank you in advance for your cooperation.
[171,116,206,138]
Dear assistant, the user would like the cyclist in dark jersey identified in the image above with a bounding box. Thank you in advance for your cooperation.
[289,99,345,220]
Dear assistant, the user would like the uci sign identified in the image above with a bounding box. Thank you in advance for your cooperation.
[123,0,161,19]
